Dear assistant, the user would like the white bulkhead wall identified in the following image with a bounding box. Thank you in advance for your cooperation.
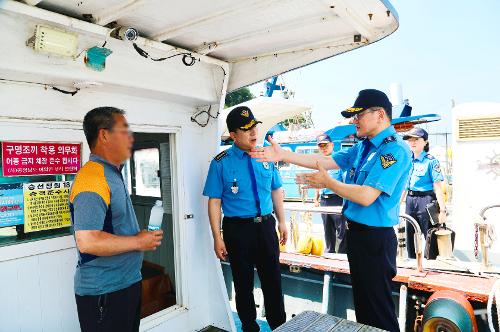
[0,6,232,332]
[451,102,500,258]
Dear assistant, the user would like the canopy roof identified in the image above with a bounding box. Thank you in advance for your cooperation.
[24,0,399,90]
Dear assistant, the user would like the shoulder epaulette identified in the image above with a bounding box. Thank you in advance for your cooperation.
[425,154,435,160]
[383,136,396,144]
[214,150,228,162]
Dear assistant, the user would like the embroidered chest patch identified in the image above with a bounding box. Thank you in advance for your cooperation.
[380,153,397,169]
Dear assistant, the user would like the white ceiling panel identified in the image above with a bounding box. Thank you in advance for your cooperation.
[17,0,399,90]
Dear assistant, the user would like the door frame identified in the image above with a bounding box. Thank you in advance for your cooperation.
[128,124,189,329]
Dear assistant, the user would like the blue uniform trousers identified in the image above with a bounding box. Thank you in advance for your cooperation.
[223,215,286,332]
[405,193,436,258]
[320,195,346,254]
[346,220,399,332]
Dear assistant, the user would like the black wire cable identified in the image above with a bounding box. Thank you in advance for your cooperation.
[52,86,80,96]
[0,78,80,96]
[190,65,227,127]
[190,105,220,127]
[132,43,197,66]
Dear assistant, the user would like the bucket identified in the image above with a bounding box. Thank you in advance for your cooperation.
[436,229,453,258]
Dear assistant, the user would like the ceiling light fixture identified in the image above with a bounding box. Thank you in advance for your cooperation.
[26,25,78,58]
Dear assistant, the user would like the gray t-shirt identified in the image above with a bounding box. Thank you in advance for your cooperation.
[70,154,143,296]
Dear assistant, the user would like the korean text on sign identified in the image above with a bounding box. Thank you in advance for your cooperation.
[2,142,81,176]
[23,181,73,233]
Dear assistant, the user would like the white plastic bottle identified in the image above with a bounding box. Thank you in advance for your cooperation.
[148,200,164,231]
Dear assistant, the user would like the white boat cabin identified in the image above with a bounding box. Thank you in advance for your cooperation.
[0,0,398,330]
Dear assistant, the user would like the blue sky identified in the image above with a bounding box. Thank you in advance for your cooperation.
[249,0,500,136]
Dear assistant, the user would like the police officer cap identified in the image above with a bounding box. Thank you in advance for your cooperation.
[316,133,332,144]
[403,127,428,140]
[341,89,392,118]
[226,106,262,132]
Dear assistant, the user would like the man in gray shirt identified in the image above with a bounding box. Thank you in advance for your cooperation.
[70,107,163,331]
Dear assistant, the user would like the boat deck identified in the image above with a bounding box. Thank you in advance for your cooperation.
[279,252,496,303]
[275,310,385,332]
[281,202,497,303]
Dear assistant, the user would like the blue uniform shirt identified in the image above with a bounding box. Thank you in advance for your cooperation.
[407,151,444,191]
[322,169,344,195]
[333,126,412,227]
[203,145,282,218]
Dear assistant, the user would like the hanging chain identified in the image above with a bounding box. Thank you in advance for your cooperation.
[474,223,479,259]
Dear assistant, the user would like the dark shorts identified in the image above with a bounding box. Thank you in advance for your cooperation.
[75,281,142,332]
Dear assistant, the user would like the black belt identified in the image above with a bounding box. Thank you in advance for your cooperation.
[408,190,434,197]
[344,217,392,231]
[224,214,273,223]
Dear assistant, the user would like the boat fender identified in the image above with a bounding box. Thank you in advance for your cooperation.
[296,236,313,255]
[311,237,325,256]
[416,290,477,332]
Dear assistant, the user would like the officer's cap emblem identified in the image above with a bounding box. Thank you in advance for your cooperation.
[241,110,250,117]
[380,153,397,169]
[345,107,364,113]
[240,119,256,130]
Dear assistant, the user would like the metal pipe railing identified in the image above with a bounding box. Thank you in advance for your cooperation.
[479,204,500,219]
[477,204,500,268]
[398,213,423,272]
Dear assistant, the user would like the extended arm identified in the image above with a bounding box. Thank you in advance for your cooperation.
[296,162,382,207]
[250,136,339,170]
[324,177,382,207]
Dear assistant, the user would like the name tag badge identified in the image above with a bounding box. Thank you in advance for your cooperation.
[231,179,239,194]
